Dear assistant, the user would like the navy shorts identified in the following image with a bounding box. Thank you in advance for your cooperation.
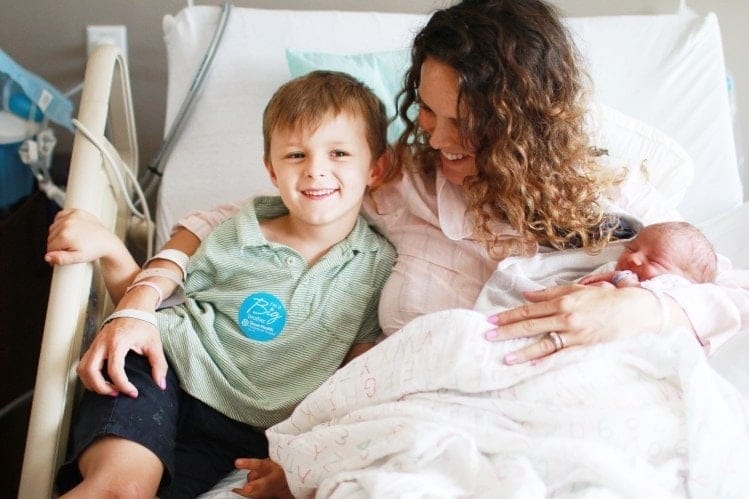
[56,353,269,498]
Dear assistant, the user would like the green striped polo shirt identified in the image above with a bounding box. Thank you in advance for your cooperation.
[158,196,395,428]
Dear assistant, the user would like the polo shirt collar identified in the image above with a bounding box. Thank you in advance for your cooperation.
[236,196,288,249]
[343,215,387,254]
[237,195,381,254]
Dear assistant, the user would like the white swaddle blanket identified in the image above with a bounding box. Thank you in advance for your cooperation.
[203,245,749,498]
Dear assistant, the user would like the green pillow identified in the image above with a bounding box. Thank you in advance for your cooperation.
[285,48,411,144]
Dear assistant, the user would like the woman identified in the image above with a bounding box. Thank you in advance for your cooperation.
[47,0,748,496]
[361,0,745,364]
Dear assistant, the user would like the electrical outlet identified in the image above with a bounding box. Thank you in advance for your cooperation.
[86,25,128,60]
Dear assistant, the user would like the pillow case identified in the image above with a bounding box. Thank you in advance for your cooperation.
[285,49,693,208]
[587,103,695,209]
[286,48,410,144]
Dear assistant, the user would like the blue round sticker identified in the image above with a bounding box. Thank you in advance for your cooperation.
[237,292,287,341]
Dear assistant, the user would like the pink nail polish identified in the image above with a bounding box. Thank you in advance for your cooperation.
[486,315,499,325]
[504,354,517,365]
[159,378,167,390]
[485,329,498,340]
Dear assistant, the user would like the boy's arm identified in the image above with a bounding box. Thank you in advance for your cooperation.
[75,229,201,396]
[50,205,231,396]
[46,209,140,301]
[75,229,202,397]
[45,209,204,303]
[175,200,246,241]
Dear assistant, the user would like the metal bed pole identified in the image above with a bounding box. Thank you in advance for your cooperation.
[17,45,137,499]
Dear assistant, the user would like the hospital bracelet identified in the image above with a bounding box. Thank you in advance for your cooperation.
[144,249,190,280]
[101,309,158,329]
[133,267,184,288]
[611,270,637,286]
[125,281,164,308]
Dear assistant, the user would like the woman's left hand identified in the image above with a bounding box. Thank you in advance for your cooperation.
[485,284,661,364]
[232,458,294,499]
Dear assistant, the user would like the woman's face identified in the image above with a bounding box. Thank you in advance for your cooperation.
[417,57,477,186]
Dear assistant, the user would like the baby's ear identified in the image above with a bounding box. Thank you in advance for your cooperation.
[367,150,391,187]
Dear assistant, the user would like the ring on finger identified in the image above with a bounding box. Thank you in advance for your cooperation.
[548,331,565,352]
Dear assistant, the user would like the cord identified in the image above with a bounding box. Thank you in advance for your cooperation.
[72,118,154,258]
[140,1,232,202]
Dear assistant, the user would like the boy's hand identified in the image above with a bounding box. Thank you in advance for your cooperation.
[77,288,168,397]
[232,458,294,499]
[46,208,125,266]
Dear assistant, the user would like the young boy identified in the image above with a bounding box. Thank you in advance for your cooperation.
[52,70,396,498]
[579,221,717,289]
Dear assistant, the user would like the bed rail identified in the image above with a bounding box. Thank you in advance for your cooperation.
[18,44,138,499]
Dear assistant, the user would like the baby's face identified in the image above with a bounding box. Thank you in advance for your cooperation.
[615,229,688,281]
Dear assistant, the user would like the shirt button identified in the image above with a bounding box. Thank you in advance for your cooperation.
[285,256,294,266]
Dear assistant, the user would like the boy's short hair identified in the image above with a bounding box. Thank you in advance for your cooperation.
[644,221,717,283]
[263,70,388,162]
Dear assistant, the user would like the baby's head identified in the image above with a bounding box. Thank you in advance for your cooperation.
[616,221,717,283]
[262,70,388,165]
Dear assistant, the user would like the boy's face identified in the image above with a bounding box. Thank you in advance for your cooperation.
[265,111,382,231]
[615,229,688,281]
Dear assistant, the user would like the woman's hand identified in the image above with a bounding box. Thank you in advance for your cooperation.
[485,284,665,364]
[76,287,168,397]
[232,458,294,499]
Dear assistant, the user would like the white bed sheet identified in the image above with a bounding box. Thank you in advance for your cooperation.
[700,202,749,397]
[203,312,749,498]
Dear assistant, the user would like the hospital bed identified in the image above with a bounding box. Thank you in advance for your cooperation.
[18,3,749,498]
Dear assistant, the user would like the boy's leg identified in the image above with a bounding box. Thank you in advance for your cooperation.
[56,353,180,497]
[62,436,163,498]
[157,393,269,498]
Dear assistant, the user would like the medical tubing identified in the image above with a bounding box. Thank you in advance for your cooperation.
[73,119,146,218]
[142,1,232,198]
[72,118,154,258]
[0,390,33,421]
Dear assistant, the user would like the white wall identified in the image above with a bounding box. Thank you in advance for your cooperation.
[1,0,746,197]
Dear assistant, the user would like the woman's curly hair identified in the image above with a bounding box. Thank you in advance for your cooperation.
[389,0,619,259]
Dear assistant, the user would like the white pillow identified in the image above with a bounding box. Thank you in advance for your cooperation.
[158,7,719,244]
[588,103,694,209]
